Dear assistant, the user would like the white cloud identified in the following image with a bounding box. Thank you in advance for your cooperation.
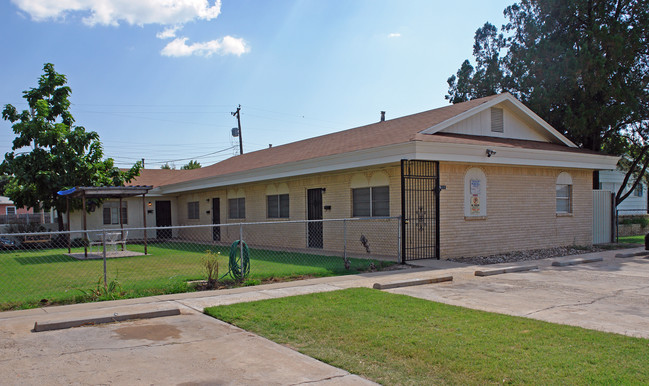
[161,36,249,57]
[11,0,221,26]
[388,33,401,38]
[12,0,249,58]
[156,25,182,39]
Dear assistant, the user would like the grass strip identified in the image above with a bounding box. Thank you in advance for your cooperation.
[206,287,649,385]
[0,243,390,310]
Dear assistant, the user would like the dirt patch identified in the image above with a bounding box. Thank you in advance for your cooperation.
[114,323,181,341]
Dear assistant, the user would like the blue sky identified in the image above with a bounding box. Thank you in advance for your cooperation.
[0,0,513,169]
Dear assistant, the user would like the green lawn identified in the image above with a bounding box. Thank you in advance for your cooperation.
[206,288,649,385]
[0,243,389,310]
[617,235,645,244]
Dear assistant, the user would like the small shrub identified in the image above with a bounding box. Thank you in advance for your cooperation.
[77,274,124,301]
[243,279,261,286]
[202,250,221,289]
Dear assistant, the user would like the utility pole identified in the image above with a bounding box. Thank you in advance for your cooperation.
[232,105,243,155]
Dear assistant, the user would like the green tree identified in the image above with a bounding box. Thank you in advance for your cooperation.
[160,163,175,170]
[1,63,141,230]
[181,160,201,170]
[447,0,649,204]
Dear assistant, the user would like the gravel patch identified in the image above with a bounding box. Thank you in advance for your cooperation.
[447,246,619,266]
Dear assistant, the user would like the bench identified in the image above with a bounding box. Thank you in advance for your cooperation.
[22,234,51,244]
[89,231,128,253]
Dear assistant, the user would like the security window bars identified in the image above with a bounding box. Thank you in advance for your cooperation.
[352,186,389,217]
[228,197,246,219]
[187,201,200,219]
[103,202,128,224]
[267,194,289,218]
[556,184,572,213]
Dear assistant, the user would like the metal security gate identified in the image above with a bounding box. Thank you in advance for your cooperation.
[401,159,440,261]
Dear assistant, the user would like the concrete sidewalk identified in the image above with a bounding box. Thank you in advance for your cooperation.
[1,246,648,384]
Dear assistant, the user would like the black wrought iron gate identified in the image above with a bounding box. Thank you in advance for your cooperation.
[401,159,440,261]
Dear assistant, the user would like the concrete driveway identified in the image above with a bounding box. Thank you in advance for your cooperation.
[0,301,375,385]
[389,247,649,338]
[0,246,647,384]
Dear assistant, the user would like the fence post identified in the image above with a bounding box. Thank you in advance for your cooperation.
[397,216,402,264]
[343,219,347,261]
[102,229,108,290]
[239,222,244,277]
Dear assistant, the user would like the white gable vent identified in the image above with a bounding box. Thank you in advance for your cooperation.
[491,107,504,133]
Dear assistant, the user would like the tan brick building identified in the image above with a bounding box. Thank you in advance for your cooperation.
[69,93,618,261]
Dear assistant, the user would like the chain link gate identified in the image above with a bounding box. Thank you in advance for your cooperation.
[400,159,440,261]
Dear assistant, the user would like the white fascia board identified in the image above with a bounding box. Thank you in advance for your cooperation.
[420,93,577,148]
[414,141,619,170]
[157,142,417,194]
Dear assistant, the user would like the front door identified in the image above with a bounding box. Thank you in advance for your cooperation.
[155,200,172,239]
[212,198,220,241]
[307,188,323,248]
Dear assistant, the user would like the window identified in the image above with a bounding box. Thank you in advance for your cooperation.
[556,172,573,214]
[491,107,504,133]
[267,194,289,218]
[187,201,200,219]
[634,184,644,197]
[6,206,16,215]
[103,201,127,225]
[228,197,245,219]
[352,186,389,217]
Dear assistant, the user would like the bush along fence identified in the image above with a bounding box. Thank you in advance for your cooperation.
[0,217,400,310]
[615,209,649,240]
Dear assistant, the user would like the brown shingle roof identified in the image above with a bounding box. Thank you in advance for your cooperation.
[133,94,609,189]
[130,95,503,188]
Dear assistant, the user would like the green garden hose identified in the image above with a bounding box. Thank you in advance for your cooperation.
[227,240,250,281]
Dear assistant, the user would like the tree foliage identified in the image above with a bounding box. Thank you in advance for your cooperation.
[447,0,649,204]
[1,63,141,229]
[181,160,201,170]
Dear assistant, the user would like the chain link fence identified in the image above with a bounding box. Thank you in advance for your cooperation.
[0,217,400,310]
[615,208,649,240]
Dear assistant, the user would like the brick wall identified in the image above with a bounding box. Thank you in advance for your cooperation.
[173,162,593,259]
[439,163,592,258]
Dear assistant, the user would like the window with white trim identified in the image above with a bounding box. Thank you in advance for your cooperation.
[267,194,289,218]
[556,172,573,214]
[228,197,245,219]
[187,201,200,219]
[352,186,389,217]
[6,206,16,215]
[103,201,128,224]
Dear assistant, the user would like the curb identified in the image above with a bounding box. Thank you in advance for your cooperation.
[551,256,603,267]
[474,265,538,277]
[33,308,181,332]
[373,276,453,290]
[615,251,649,258]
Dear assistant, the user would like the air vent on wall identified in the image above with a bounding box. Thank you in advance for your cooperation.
[491,107,504,133]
